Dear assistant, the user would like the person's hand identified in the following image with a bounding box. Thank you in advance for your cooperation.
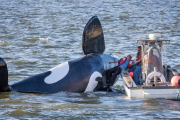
[135,60,141,64]
[134,61,138,64]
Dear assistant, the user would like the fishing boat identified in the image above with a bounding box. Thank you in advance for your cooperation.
[122,34,180,99]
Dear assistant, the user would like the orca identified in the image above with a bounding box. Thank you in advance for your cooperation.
[0,16,119,93]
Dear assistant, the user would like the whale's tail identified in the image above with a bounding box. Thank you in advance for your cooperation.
[0,57,10,92]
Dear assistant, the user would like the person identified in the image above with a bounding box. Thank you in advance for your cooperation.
[132,46,142,85]
[144,49,161,72]
[136,46,142,65]
[106,55,133,86]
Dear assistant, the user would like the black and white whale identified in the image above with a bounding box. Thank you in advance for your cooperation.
[0,16,119,93]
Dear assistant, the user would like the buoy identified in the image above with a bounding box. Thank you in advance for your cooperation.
[171,76,180,86]
[129,72,134,78]
[146,71,166,83]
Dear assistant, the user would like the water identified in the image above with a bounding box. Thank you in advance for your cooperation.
[0,0,180,119]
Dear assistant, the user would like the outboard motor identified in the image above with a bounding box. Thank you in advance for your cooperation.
[0,57,10,92]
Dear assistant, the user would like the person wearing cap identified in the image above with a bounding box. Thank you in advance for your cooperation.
[106,55,133,86]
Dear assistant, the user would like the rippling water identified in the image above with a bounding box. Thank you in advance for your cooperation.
[0,0,180,119]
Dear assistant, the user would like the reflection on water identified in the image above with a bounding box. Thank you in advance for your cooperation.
[0,0,180,119]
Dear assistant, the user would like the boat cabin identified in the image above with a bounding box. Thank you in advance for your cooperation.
[137,38,171,85]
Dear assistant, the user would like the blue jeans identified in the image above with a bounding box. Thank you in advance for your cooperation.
[132,65,141,85]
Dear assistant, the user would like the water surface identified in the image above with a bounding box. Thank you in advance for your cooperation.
[0,0,180,119]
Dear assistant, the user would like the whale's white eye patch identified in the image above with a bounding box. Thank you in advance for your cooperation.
[84,71,102,92]
[44,62,69,84]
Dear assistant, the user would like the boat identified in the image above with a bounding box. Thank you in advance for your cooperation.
[122,34,180,99]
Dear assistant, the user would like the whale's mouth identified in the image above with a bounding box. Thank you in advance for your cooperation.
[82,16,105,55]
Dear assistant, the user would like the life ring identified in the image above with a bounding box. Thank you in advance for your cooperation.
[146,72,166,83]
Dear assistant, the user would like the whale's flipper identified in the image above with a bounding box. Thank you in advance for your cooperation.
[82,16,105,55]
[0,57,10,92]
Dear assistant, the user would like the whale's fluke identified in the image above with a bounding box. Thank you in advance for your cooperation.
[0,57,10,92]
[82,16,105,55]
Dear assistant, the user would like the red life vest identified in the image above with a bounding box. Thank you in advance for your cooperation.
[118,57,133,69]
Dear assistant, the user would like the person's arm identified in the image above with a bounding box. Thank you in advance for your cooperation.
[109,58,122,64]
[109,61,118,64]
[135,54,142,64]
[134,59,141,64]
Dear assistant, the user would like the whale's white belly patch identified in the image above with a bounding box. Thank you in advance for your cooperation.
[84,71,102,92]
[44,62,69,84]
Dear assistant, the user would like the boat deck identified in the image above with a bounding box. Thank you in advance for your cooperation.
[127,85,180,90]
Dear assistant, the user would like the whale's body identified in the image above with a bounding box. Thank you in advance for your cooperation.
[11,54,118,93]
[0,16,120,93]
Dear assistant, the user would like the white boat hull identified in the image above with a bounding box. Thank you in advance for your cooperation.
[124,84,180,99]
[122,75,180,99]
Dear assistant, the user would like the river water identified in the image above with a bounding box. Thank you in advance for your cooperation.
[0,0,180,119]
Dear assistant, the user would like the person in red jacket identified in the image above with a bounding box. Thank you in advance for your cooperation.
[106,55,133,86]
[132,46,142,85]
[136,46,142,65]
